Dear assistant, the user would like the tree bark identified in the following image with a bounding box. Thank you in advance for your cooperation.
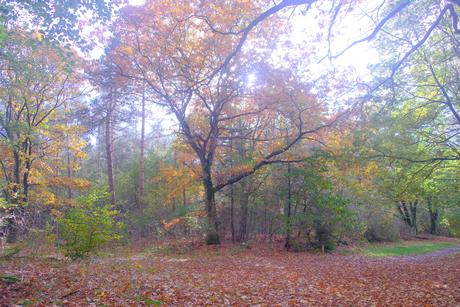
[230,183,235,243]
[427,197,438,235]
[172,149,177,212]
[203,164,220,245]
[139,86,146,209]
[6,139,30,243]
[396,200,418,234]
[106,88,116,207]
[239,196,249,242]
[285,162,292,249]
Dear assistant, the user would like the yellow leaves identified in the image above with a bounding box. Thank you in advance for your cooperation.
[129,259,143,269]
[151,177,162,183]
[161,211,205,232]
[45,177,92,191]
[33,30,43,41]
[161,217,184,230]
[364,161,379,174]
[188,211,205,217]
[154,162,202,204]
[0,27,88,215]
[114,0,269,86]
[50,209,63,217]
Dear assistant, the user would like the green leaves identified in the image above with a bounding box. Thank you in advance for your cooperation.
[56,188,124,260]
[0,0,115,47]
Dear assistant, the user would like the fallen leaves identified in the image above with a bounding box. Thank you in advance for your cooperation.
[1,246,459,306]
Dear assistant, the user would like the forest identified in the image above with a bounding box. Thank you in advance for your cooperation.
[1,0,460,257]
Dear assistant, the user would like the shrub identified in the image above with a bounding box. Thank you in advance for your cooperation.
[364,216,399,242]
[56,188,124,260]
[442,212,460,237]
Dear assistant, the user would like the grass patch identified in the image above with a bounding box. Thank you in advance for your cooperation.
[362,241,455,258]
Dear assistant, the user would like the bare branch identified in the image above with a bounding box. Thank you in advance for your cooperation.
[390,4,452,78]
[332,1,411,59]
[207,0,317,81]
[213,110,350,192]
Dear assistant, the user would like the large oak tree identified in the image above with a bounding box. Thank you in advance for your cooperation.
[110,0,347,244]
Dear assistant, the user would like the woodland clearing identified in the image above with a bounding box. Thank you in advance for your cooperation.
[1,237,459,307]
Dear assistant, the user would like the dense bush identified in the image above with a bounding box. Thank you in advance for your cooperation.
[56,188,124,260]
[364,215,399,242]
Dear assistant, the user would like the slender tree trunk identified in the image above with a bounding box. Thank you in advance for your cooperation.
[285,162,292,249]
[106,88,116,207]
[182,189,187,207]
[172,149,177,212]
[64,111,72,200]
[239,196,249,242]
[229,137,235,243]
[139,86,146,209]
[230,183,235,243]
[67,154,72,200]
[410,200,418,235]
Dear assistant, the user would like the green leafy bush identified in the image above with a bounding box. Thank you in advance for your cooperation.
[56,188,124,260]
[442,212,460,238]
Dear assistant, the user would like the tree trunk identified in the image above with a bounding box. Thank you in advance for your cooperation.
[6,140,31,243]
[230,183,235,243]
[239,196,249,242]
[427,197,438,235]
[172,149,177,212]
[139,86,146,209]
[203,170,219,245]
[106,88,116,207]
[396,200,418,234]
[182,189,187,207]
[285,162,292,249]
[410,200,418,235]
[229,137,235,243]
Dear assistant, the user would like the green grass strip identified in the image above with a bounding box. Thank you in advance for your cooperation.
[365,242,455,258]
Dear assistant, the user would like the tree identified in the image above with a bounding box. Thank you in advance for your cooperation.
[86,41,142,208]
[355,0,460,235]
[341,92,460,236]
[90,0,460,245]
[420,163,460,235]
[109,0,352,245]
[0,28,90,242]
[56,187,123,260]
[0,0,114,46]
[368,0,460,161]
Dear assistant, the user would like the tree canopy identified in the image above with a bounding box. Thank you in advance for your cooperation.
[0,0,115,46]
[1,0,460,248]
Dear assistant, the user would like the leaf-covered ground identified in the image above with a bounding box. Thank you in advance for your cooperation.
[1,240,459,307]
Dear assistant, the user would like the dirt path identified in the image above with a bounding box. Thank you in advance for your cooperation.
[419,245,460,256]
[392,244,460,261]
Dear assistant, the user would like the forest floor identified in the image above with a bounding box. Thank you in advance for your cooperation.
[1,236,459,307]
